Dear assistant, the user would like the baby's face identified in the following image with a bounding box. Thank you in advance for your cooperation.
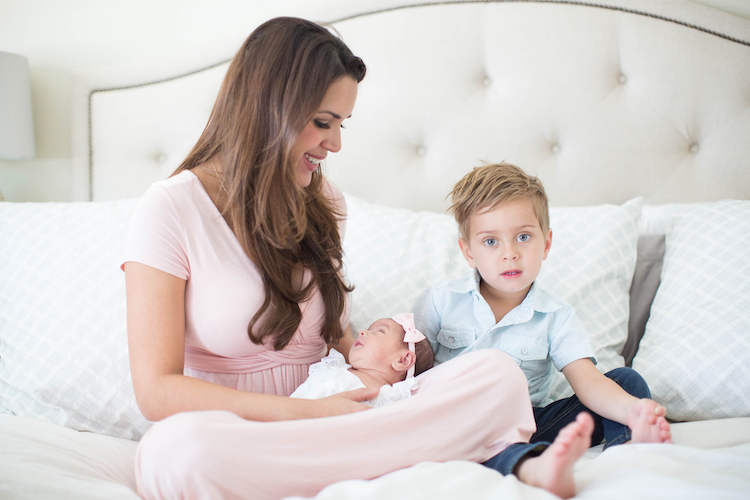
[349,318,407,370]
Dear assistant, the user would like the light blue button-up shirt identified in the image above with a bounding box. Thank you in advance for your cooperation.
[413,271,596,407]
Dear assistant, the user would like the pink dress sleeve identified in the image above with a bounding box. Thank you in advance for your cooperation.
[121,181,190,280]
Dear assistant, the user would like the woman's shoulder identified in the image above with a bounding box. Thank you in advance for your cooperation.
[137,170,207,214]
[143,170,198,198]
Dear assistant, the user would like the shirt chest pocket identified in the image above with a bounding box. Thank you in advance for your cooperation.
[499,336,549,372]
[436,324,477,351]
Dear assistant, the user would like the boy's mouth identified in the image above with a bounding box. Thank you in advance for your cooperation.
[501,270,522,279]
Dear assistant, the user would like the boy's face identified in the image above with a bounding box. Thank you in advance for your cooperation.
[349,319,408,371]
[459,197,552,302]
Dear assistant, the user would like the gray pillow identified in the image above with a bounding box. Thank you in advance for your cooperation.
[624,234,665,366]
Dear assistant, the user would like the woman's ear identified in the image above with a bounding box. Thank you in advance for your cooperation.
[392,350,416,372]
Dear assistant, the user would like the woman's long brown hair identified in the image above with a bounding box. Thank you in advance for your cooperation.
[173,17,366,350]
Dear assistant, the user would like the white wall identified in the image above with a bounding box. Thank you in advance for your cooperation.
[1,0,748,202]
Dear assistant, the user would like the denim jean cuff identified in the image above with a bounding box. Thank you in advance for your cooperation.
[482,442,549,476]
[603,428,632,450]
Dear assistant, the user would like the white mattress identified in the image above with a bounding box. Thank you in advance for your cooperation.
[2,414,749,499]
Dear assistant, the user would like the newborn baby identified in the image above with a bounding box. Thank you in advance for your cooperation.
[291,313,434,407]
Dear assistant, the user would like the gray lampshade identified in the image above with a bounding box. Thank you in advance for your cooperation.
[0,51,35,159]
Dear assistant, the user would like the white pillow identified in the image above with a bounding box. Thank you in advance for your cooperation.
[538,198,642,399]
[343,194,469,335]
[0,200,150,440]
[344,195,642,401]
[632,200,750,421]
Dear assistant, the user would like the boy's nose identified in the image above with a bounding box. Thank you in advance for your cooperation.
[502,247,519,260]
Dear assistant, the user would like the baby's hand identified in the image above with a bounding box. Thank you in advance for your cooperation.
[627,399,673,444]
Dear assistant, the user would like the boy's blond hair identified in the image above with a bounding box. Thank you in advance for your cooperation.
[448,162,550,241]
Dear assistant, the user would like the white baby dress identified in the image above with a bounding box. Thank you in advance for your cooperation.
[290,349,418,407]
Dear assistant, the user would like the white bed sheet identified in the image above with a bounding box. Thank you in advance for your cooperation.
[0,414,139,500]
[2,414,749,500]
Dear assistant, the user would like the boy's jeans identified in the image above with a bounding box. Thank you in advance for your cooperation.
[482,367,651,476]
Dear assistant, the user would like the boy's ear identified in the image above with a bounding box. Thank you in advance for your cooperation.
[458,238,477,268]
[543,228,553,260]
[392,350,416,372]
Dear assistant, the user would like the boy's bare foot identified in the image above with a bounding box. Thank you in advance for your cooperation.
[627,399,673,444]
[516,412,594,499]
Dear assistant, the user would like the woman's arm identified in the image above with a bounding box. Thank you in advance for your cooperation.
[125,262,377,422]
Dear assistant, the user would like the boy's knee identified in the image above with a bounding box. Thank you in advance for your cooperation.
[605,367,651,399]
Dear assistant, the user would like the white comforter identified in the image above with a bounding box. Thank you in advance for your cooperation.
[2,414,749,500]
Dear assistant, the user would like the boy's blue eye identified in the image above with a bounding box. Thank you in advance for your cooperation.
[484,238,498,247]
[314,120,330,129]
[517,234,530,242]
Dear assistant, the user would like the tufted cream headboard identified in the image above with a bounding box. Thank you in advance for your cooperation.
[79,0,750,210]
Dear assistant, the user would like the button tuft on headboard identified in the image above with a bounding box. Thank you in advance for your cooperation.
[689,143,700,155]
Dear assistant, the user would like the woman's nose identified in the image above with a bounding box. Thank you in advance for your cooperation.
[322,128,342,153]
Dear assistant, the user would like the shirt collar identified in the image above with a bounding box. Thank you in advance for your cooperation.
[445,269,482,294]
[447,270,561,315]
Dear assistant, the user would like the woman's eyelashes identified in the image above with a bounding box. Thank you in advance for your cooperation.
[313,119,346,130]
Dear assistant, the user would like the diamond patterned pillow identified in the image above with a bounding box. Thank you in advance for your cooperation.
[0,200,150,440]
[538,198,642,399]
[632,200,750,420]
[344,195,641,401]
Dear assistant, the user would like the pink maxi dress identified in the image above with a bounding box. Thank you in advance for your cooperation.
[124,171,536,500]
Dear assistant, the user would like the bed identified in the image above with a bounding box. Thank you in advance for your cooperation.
[1,0,750,498]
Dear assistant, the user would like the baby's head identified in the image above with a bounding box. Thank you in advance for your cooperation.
[349,313,434,381]
[448,162,549,241]
[448,162,552,296]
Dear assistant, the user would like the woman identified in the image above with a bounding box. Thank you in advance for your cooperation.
[124,17,372,422]
[125,17,539,500]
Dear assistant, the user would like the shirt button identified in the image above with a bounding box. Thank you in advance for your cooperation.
[521,348,528,355]
[448,336,455,343]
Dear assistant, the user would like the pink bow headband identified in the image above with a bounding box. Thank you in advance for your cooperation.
[391,312,426,379]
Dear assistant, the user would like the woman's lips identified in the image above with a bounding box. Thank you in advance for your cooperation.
[304,153,324,172]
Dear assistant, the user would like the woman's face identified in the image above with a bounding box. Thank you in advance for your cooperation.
[290,76,358,187]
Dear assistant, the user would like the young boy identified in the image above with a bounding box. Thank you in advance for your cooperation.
[413,163,672,497]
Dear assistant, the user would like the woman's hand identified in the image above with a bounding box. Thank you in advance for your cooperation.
[307,388,380,418]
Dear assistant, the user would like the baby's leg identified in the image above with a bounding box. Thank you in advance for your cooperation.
[516,412,594,499]
[627,399,673,444]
